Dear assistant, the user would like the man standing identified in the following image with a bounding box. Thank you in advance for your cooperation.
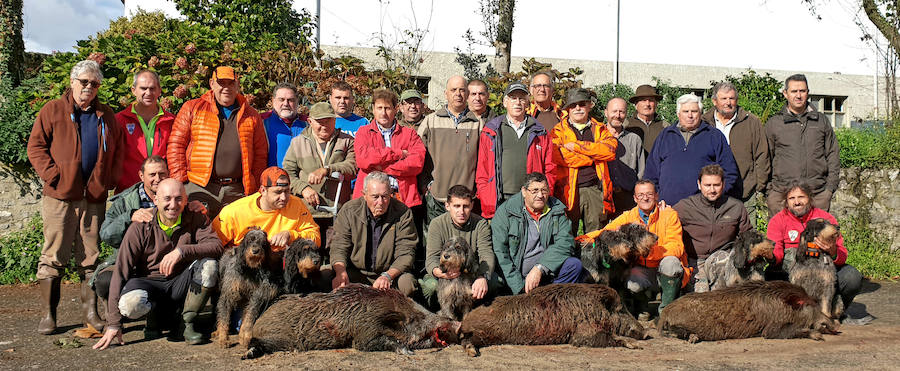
[551,88,617,235]
[625,85,670,155]
[766,74,840,215]
[476,82,556,218]
[115,70,174,193]
[468,79,496,125]
[672,164,751,292]
[94,179,223,349]
[767,181,863,317]
[353,89,426,208]
[28,60,123,334]
[578,180,691,316]
[330,81,370,136]
[420,185,494,305]
[213,167,321,266]
[417,76,481,224]
[261,82,307,167]
[701,82,769,225]
[526,71,564,132]
[604,97,645,217]
[645,93,739,206]
[398,89,426,129]
[167,66,268,217]
[330,172,418,296]
[283,102,356,216]
[492,173,581,294]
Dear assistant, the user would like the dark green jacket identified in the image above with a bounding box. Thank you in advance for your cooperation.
[99,182,145,249]
[490,192,575,294]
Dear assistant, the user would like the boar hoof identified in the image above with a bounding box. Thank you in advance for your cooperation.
[809,331,824,341]
[688,334,700,344]
[465,344,480,357]
[397,347,415,356]
[616,336,642,349]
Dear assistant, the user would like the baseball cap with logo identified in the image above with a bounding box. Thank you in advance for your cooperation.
[308,102,337,120]
[213,66,236,81]
[260,166,290,187]
[504,82,529,96]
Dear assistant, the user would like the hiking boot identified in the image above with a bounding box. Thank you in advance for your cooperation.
[38,278,61,335]
[182,285,211,345]
[81,272,106,331]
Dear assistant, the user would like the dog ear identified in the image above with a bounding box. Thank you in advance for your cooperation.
[731,237,747,269]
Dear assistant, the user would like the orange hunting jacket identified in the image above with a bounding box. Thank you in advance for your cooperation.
[167,90,267,193]
[551,117,618,215]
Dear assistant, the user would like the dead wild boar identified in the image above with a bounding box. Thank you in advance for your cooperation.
[658,280,838,343]
[458,283,647,357]
[243,284,458,359]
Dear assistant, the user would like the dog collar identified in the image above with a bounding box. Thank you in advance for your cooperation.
[805,243,822,258]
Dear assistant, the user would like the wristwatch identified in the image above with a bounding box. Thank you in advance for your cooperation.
[380,272,393,282]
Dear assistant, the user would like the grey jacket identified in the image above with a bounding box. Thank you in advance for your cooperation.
[764,104,839,194]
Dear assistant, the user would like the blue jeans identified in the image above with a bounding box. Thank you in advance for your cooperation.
[551,257,584,284]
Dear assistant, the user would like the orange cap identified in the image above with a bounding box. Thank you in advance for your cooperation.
[213,66,236,80]
[260,166,290,187]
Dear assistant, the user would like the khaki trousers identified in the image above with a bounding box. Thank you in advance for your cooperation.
[37,197,105,279]
[566,185,606,236]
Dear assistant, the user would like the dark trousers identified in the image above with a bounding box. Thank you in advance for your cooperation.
[121,267,194,309]
[566,185,606,236]
[550,257,584,284]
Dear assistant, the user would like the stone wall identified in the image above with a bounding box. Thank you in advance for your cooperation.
[832,168,900,252]
[0,164,41,236]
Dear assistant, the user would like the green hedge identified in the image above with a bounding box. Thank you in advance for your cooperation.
[836,125,900,169]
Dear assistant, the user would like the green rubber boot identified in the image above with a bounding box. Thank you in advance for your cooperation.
[182,285,210,345]
[658,274,682,315]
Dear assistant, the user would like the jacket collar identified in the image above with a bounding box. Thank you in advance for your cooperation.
[781,104,819,123]
[435,106,479,122]
[484,114,545,136]
[505,193,566,218]
[701,106,750,126]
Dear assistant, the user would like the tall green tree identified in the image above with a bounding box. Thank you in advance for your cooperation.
[0,0,25,87]
[173,0,315,49]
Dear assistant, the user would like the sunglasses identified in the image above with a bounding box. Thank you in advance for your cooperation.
[75,78,101,88]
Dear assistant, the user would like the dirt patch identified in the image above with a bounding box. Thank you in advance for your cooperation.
[1,281,899,370]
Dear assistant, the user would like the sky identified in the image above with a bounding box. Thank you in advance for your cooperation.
[22,0,885,76]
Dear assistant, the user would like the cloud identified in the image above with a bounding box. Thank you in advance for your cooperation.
[23,0,123,53]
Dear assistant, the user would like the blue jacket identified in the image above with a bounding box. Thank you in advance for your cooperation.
[644,121,739,205]
[262,111,307,167]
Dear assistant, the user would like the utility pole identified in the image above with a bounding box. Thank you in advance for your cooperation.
[614,0,620,85]
[315,0,321,52]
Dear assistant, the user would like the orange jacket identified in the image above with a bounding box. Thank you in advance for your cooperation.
[551,117,618,215]
[583,206,692,288]
[167,90,267,194]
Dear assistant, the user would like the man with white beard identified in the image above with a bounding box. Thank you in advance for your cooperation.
[262,83,307,167]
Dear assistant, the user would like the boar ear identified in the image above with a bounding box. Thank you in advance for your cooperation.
[380,311,407,330]
[783,294,809,310]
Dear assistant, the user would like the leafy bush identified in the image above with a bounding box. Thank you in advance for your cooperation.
[836,125,900,169]
[708,70,785,123]
[481,58,585,116]
[0,76,43,165]
[0,215,114,284]
[840,215,900,280]
[591,83,635,120]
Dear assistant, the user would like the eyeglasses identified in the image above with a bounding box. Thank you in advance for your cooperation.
[530,84,552,90]
[526,188,550,195]
[635,192,655,200]
[75,78,101,88]
[571,101,591,108]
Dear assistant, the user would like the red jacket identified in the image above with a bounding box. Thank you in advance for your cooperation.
[475,115,556,218]
[114,104,174,193]
[352,121,426,207]
[767,207,848,266]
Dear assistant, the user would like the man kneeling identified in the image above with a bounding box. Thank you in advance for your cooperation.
[94,179,224,349]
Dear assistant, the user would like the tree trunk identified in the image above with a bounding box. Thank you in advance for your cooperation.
[863,0,900,60]
[0,0,25,87]
[493,0,514,74]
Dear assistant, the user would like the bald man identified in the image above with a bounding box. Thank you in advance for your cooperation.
[95,179,223,349]
[605,97,645,217]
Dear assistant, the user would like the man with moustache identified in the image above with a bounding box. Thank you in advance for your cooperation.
[468,79,496,125]
[604,97,645,216]
[114,70,174,193]
[477,82,556,218]
[526,71,564,132]
[28,60,123,335]
[625,85,670,155]
[331,81,370,137]
[551,88,617,235]
[398,89,427,129]
[261,83,307,167]
[700,82,769,225]
[167,66,268,217]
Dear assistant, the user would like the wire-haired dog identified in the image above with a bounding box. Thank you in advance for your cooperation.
[789,218,842,319]
[701,230,775,292]
[216,227,280,348]
[436,237,478,320]
[580,223,656,288]
[282,238,322,294]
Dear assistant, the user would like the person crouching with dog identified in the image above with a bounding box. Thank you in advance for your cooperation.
[94,179,224,350]
[212,166,321,275]
[420,185,496,309]
[578,180,691,319]
[766,181,865,322]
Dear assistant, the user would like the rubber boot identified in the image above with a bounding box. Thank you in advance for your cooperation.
[81,272,106,331]
[658,274,682,315]
[143,306,163,340]
[37,278,61,335]
[182,285,210,345]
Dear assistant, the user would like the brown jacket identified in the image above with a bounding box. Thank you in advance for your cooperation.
[701,107,770,200]
[106,209,222,330]
[27,91,123,202]
[624,114,670,155]
[672,193,751,260]
[765,104,840,194]
[330,197,417,275]
[282,127,356,211]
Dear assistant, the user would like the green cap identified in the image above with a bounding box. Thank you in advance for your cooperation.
[308,102,336,120]
[400,89,423,102]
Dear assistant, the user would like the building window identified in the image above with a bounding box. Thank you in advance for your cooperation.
[413,76,430,98]
[809,95,848,128]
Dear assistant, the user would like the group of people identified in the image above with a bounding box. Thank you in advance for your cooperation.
[26,59,863,350]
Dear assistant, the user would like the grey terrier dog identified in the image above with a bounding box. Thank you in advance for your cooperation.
[436,237,478,321]
[700,230,775,292]
[788,218,842,319]
[580,223,657,289]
